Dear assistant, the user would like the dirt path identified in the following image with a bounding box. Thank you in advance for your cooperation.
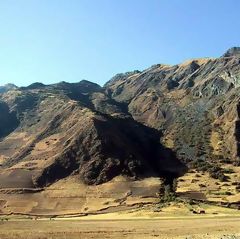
[0,217,240,239]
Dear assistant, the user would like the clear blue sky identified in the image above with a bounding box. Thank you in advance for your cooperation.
[0,0,239,86]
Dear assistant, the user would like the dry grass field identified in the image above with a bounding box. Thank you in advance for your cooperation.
[0,215,240,239]
[0,173,240,239]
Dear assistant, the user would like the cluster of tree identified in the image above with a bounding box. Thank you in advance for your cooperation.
[159,178,178,202]
[189,160,231,182]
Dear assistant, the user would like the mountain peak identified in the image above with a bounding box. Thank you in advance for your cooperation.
[0,83,18,93]
[222,47,240,57]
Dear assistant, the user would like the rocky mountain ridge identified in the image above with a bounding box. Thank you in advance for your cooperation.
[0,47,240,189]
[0,79,185,189]
[105,47,240,170]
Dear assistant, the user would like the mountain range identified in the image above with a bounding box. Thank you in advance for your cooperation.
[0,47,240,215]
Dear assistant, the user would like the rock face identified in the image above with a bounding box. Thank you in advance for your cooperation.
[0,101,19,138]
[0,80,185,188]
[105,47,240,169]
[222,47,240,57]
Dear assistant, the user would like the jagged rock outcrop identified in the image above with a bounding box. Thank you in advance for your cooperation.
[222,47,240,57]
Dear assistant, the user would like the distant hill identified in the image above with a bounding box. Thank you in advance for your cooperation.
[0,83,18,93]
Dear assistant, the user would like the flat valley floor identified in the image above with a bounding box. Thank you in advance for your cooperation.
[0,216,240,239]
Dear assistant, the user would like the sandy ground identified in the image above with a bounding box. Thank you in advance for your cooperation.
[0,217,240,239]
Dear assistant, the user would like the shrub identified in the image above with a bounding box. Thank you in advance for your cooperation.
[159,179,178,203]
[222,168,234,174]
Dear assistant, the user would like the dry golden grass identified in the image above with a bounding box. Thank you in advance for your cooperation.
[178,58,214,67]
[0,174,240,238]
[0,216,240,239]
[177,166,240,204]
